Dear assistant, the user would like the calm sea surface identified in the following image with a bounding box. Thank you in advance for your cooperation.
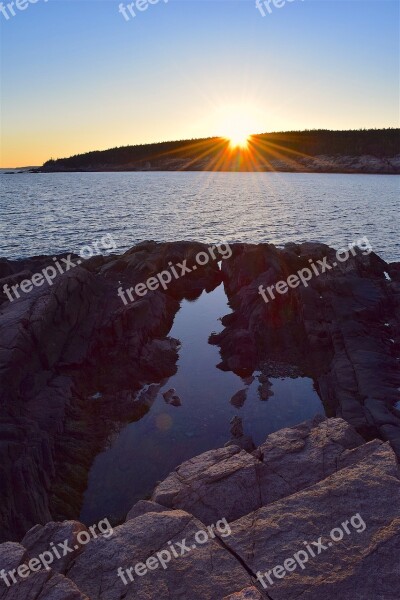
[1,172,399,261]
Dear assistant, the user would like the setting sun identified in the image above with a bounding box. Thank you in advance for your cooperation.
[228,132,250,149]
[215,104,264,151]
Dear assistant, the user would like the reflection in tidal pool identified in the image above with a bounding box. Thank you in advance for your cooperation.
[80,284,324,525]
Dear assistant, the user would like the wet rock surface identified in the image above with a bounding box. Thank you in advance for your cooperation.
[0,417,398,599]
[0,240,399,551]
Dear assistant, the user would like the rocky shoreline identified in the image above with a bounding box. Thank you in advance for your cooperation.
[1,415,399,599]
[26,153,400,174]
[0,240,399,552]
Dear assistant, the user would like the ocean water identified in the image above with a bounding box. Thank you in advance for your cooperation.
[1,171,399,261]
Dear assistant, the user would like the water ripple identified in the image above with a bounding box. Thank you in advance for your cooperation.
[0,172,399,262]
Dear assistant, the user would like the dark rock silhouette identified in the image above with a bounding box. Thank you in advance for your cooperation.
[211,241,400,454]
[230,389,247,408]
[163,388,182,407]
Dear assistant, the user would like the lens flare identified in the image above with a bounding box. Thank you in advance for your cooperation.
[228,132,250,149]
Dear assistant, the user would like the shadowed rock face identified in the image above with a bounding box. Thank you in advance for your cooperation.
[0,241,399,545]
[0,242,221,542]
[211,242,400,452]
[0,417,399,599]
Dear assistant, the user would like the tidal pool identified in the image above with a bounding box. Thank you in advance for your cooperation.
[80,283,324,525]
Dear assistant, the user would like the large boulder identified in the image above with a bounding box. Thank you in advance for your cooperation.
[66,510,253,600]
[223,443,400,599]
[151,416,379,524]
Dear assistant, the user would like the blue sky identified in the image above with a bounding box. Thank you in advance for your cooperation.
[0,0,399,166]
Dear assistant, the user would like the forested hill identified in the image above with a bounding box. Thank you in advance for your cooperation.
[38,129,400,173]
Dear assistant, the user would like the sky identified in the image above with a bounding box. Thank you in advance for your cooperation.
[0,0,399,167]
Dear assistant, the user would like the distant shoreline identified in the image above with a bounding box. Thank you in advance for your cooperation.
[26,160,400,175]
[21,129,400,175]
[3,130,399,175]
[5,157,397,176]
[3,162,400,175]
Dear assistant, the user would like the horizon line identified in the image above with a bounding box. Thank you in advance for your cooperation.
[2,126,399,169]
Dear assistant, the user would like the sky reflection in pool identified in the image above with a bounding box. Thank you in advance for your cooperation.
[80,284,324,525]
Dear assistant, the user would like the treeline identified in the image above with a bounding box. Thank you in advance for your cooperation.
[256,129,399,157]
[42,129,399,171]
[43,137,225,170]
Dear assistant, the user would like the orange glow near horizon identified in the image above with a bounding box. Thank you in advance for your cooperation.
[219,105,262,152]
[228,133,250,150]
[0,104,293,167]
[1,125,319,172]
[157,130,318,173]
